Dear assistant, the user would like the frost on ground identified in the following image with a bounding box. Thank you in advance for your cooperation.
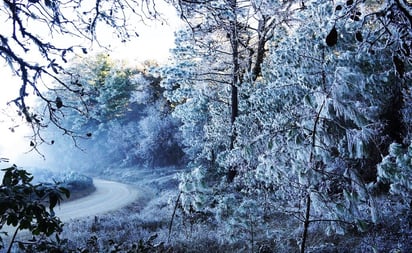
[55,166,412,252]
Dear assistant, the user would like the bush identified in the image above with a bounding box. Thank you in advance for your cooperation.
[61,171,94,192]
[28,168,95,196]
[0,165,70,252]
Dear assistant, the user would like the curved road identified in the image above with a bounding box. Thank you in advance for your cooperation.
[56,178,140,221]
[2,179,140,236]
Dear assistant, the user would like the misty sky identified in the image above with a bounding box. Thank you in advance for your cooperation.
[0,4,182,164]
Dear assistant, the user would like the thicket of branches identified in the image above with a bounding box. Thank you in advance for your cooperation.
[0,0,161,147]
[1,0,412,252]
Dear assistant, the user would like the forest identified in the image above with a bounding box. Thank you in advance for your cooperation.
[1,0,412,252]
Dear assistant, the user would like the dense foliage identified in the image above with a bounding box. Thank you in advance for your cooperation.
[0,165,69,252]
[160,0,412,252]
[39,54,183,171]
[1,0,412,252]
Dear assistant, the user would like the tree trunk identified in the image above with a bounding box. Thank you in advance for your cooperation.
[227,0,240,183]
[300,194,311,253]
[251,17,268,81]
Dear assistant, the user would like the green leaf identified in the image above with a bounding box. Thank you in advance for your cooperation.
[267,139,273,149]
[59,187,70,199]
[7,213,18,226]
[0,200,9,214]
[2,169,12,186]
[49,193,59,210]
[335,203,345,214]
[356,219,369,232]
[295,132,304,145]
[303,94,313,107]
[18,242,25,250]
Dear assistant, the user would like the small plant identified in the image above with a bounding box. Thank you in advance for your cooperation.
[0,165,70,252]
[78,234,167,253]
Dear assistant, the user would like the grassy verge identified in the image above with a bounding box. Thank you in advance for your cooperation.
[38,166,412,252]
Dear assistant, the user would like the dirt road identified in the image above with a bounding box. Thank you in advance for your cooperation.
[55,178,139,221]
[1,178,139,237]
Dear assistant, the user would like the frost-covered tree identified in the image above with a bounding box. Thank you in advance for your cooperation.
[225,0,407,251]
[378,143,412,200]
[37,54,136,138]
[163,0,300,182]
[39,54,182,171]
[160,29,220,167]
[160,3,302,231]
[338,0,412,76]
[164,0,410,251]
[1,0,162,145]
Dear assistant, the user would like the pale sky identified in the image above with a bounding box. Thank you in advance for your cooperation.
[0,2,183,166]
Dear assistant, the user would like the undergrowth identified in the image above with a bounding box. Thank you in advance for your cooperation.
[53,167,412,253]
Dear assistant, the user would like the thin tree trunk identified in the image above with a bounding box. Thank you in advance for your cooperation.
[168,191,182,242]
[251,18,267,81]
[230,84,238,148]
[301,91,328,252]
[300,194,311,253]
[7,227,20,253]
[227,0,240,183]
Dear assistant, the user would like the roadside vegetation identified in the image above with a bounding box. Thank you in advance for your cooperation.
[29,168,95,201]
[0,166,69,252]
[1,0,412,252]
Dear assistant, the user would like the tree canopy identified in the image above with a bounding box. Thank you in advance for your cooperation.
[37,54,183,170]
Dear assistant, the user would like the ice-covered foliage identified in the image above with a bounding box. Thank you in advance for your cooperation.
[378,142,412,200]
[40,54,183,171]
[164,0,409,248]
[159,27,233,216]
[160,0,299,221]
[230,0,400,234]
[134,102,184,167]
[160,28,231,164]
[129,73,154,104]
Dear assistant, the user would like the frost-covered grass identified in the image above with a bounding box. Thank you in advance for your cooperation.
[56,166,412,252]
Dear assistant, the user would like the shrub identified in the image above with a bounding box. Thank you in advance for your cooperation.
[0,165,70,252]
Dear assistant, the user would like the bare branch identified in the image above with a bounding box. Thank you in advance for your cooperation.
[0,0,160,148]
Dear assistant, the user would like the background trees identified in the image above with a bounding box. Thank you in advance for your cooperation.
[0,0,161,145]
[39,54,183,171]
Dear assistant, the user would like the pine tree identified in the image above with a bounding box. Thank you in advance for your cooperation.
[218,0,404,250]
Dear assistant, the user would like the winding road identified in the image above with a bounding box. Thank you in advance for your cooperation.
[55,178,139,221]
[2,179,140,237]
